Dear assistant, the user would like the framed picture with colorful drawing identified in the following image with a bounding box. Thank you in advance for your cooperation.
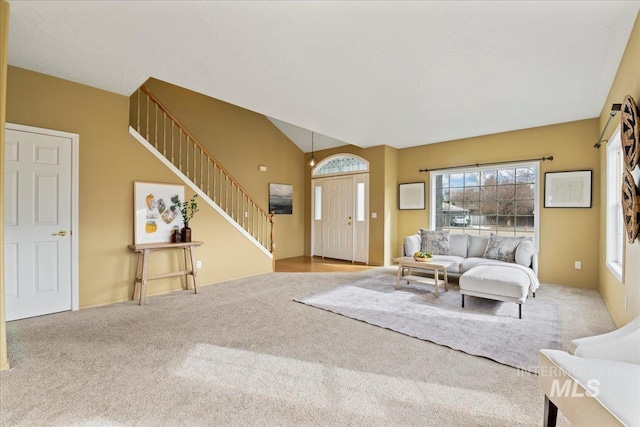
[134,181,185,244]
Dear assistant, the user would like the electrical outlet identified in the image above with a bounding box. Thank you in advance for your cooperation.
[196,260,202,269]
[371,212,377,219]
[244,211,248,218]
[625,296,629,310]
[574,261,581,269]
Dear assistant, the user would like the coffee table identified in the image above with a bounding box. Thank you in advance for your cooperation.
[392,257,453,298]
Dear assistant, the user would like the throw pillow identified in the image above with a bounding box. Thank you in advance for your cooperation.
[483,233,523,263]
[420,229,450,255]
[404,234,421,256]
[468,235,489,258]
[515,239,536,267]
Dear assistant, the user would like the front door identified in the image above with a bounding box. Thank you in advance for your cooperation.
[323,177,354,260]
[4,127,73,321]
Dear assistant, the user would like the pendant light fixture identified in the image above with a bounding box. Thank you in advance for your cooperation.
[308,131,317,167]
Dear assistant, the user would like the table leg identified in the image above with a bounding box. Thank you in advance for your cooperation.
[139,249,150,305]
[189,245,199,294]
[443,267,449,292]
[433,267,440,298]
[395,262,402,290]
[133,251,143,301]
[184,248,192,290]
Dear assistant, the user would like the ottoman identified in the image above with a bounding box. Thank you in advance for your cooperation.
[459,265,531,319]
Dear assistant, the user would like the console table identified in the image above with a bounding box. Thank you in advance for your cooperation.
[128,241,203,305]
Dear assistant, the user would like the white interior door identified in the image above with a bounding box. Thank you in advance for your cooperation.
[323,177,353,261]
[4,127,73,321]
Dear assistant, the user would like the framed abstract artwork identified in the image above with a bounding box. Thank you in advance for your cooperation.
[269,183,293,214]
[544,170,592,208]
[134,181,185,244]
[399,182,425,210]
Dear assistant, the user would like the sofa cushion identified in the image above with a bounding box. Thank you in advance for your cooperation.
[430,255,465,275]
[515,239,536,267]
[458,257,511,274]
[420,229,450,255]
[459,265,529,301]
[403,234,421,256]
[468,235,489,258]
[483,233,523,263]
[449,234,468,258]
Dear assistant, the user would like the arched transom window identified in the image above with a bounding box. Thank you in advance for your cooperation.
[312,154,369,177]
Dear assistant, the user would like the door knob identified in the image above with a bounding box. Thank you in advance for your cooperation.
[348,222,352,225]
[52,230,67,237]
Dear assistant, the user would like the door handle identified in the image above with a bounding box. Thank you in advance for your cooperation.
[52,230,67,237]
[348,222,352,225]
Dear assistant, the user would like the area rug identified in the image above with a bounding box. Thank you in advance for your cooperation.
[295,274,561,373]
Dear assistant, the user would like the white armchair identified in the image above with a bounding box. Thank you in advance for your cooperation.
[538,317,640,427]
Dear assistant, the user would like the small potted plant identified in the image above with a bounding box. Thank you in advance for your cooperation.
[172,194,199,242]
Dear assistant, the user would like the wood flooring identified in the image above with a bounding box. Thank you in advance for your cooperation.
[275,256,373,273]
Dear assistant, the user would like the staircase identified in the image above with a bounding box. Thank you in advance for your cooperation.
[129,86,274,260]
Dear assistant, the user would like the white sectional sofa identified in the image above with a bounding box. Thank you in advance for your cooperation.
[403,232,539,277]
[403,231,540,318]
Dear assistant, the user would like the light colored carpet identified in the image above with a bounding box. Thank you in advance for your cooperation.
[295,274,561,373]
[1,269,615,426]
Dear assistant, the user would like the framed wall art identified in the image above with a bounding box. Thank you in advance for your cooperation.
[134,181,185,244]
[269,183,293,214]
[399,182,425,210]
[544,170,592,208]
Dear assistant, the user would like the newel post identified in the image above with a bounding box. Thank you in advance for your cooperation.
[269,212,275,271]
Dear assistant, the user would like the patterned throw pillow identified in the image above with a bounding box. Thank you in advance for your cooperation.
[483,233,523,263]
[419,229,450,255]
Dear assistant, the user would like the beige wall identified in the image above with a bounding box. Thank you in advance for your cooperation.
[397,119,601,288]
[141,78,305,260]
[598,11,640,326]
[6,66,272,311]
[1,0,10,371]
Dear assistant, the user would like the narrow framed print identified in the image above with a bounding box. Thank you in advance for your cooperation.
[269,183,293,214]
[544,170,592,208]
[399,182,425,210]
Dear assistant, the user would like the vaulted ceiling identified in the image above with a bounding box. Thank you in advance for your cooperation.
[7,1,640,152]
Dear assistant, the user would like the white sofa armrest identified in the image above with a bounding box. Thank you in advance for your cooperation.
[569,316,640,358]
[403,234,421,257]
[575,331,640,365]
[531,251,538,276]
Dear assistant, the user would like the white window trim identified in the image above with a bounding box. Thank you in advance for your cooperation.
[311,153,369,178]
[605,126,624,283]
[429,161,540,250]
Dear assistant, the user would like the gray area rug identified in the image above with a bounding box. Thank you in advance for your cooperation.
[295,274,561,373]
